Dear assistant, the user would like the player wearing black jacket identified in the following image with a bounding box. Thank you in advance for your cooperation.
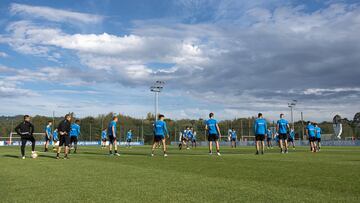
[15,115,36,159]
[56,114,72,159]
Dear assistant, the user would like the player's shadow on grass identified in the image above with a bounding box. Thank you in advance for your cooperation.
[38,154,56,159]
[2,154,20,159]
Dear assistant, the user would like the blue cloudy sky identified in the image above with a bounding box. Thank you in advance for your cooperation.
[0,0,359,121]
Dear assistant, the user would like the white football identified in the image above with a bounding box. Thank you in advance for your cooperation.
[31,153,38,159]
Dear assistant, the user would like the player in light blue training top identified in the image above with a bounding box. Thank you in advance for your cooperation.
[126,129,133,148]
[52,129,59,151]
[107,116,120,156]
[151,114,169,157]
[101,128,107,148]
[230,128,237,148]
[44,120,52,152]
[306,121,317,152]
[288,128,296,150]
[205,112,222,156]
[276,114,290,154]
[191,127,197,148]
[254,113,267,155]
[69,120,81,154]
[315,123,322,151]
[186,128,193,149]
[266,128,273,149]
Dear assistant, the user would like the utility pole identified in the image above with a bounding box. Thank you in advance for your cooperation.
[150,81,165,121]
[301,112,304,140]
[89,123,92,142]
[52,111,55,133]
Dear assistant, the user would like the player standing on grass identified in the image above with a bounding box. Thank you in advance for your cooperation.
[44,121,52,152]
[277,114,290,154]
[288,128,296,150]
[315,123,322,151]
[254,113,267,155]
[69,119,81,154]
[306,121,317,152]
[53,129,59,151]
[101,128,107,148]
[205,112,222,156]
[151,114,169,157]
[191,127,197,148]
[230,128,237,148]
[126,129,133,148]
[15,115,36,159]
[107,116,120,156]
[266,128,273,149]
[186,127,193,149]
[56,114,72,159]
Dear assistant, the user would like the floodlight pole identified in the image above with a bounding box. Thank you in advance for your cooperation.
[150,81,164,121]
[288,100,297,129]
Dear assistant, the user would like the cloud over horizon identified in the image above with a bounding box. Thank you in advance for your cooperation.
[0,1,359,121]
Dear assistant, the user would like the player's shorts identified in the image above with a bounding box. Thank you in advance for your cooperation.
[316,138,321,142]
[266,137,272,142]
[109,135,116,144]
[154,135,164,142]
[255,134,265,141]
[288,137,294,142]
[45,135,50,141]
[231,138,236,141]
[192,139,196,142]
[59,135,70,147]
[127,139,132,142]
[279,133,288,140]
[70,136,78,144]
[181,137,188,142]
[208,134,219,141]
[102,138,106,142]
[309,136,315,142]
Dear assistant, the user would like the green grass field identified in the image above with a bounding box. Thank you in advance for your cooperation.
[1,145,360,202]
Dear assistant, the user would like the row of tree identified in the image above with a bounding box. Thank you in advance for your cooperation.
[0,112,359,143]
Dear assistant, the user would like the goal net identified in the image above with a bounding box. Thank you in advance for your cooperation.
[0,132,46,146]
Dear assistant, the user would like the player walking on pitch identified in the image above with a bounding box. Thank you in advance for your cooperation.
[315,123,322,151]
[69,119,81,154]
[230,128,237,148]
[205,112,222,156]
[107,116,120,156]
[254,113,267,155]
[44,120,52,152]
[15,115,37,159]
[151,114,169,157]
[288,128,296,150]
[266,128,273,149]
[306,121,317,152]
[191,127,197,148]
[101,128,107,148]
[56,114,72,159]
[126,129,133,148]
[277,114,290,154]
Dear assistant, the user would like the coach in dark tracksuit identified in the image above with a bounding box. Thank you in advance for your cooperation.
[15,115,35,158]
[56,114,72,159]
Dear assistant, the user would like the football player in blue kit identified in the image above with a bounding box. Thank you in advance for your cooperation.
[276,114,290,154]
[205,113,222,156]
[151,114,169,157]
[254,113,267,155]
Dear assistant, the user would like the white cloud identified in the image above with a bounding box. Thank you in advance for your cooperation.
[10,3,103,24]
[1,2,360,121]
[0,52,8,57]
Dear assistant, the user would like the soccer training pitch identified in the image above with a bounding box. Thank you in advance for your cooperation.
[1,146,359,202]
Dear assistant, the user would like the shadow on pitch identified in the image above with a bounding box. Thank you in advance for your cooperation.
[2,154,20,159]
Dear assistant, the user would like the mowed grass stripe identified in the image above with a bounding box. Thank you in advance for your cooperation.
[0,146,359,202]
